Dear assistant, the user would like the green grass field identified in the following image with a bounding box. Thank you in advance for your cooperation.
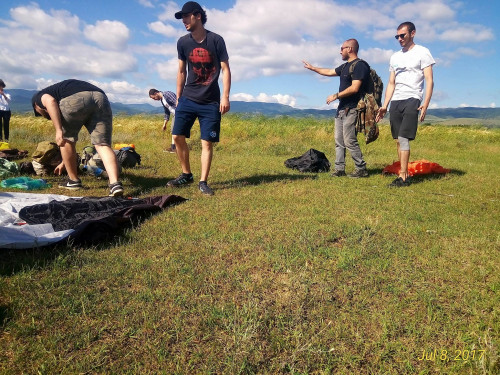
[1,113,499,374]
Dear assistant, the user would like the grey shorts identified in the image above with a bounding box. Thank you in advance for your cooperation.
[59,91,113,145]
[390,98,420,140]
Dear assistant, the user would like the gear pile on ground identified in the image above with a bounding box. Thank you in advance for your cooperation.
[383,160,451,176]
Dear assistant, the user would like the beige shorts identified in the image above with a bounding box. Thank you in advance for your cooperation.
[59,91,112,145]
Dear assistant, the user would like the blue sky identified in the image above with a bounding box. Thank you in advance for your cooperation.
[0,0,498,109]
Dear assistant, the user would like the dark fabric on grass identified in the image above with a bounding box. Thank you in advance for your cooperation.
[19,195,187,244]
[284,149,331,173]
[0,149,29,160]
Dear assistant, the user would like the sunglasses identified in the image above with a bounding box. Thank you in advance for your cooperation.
[395,33,407,40]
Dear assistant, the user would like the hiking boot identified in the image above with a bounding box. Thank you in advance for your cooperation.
[109,181,124,197]
[167,173,194,187]
[58,178,82,190]
[163,146,176,153]
[349,168,369,178]
[199,181,214,196]
[330,170,346,177]
[389,177,411,187]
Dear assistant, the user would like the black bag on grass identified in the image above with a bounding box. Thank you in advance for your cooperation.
[284,149,331,173]
[116,147,141,168]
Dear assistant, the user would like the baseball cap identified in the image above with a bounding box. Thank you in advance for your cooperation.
[175,1,203,19]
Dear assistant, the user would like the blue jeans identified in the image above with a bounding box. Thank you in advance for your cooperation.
[334,109,366,171]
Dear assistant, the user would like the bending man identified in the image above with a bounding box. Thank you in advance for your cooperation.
[32,79,124,196]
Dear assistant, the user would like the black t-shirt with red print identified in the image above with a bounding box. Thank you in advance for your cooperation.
[177,30,229,105]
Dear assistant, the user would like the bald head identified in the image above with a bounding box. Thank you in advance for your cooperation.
[344,39,359,53]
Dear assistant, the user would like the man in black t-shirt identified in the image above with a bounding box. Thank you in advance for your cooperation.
[167,1,231,196]
[32,79,123,196]
[303,39,369,178]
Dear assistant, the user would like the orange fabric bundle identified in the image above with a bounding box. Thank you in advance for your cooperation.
[114,143,135,150]
[383,160,451,176]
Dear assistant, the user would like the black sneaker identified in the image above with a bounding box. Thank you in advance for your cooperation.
[349,168,369,178]
[389,177,411,187]
[109,181,124,197]
[199,181,214,196]
[331,170,346,177]
[167,173,194,187]
[59,178,82,190]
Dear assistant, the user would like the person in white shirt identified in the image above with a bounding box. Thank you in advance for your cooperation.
[376,22,435,187]
[0,79,12,142]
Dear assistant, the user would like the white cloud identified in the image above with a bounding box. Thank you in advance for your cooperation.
[439,25,494,43]
[459,103,496,108]
[232,92,297,107]
[138,0,155,8]
[394,1,455,23]
[148,21,180,38]
[206,0,393,81]
[0,0,496,108]
[132,43,178,59]
[84,20,131,50]
[157,1,181,22]
[9,4,80,43]
[359,48,395,65]
[153,58,179,81]
[89,80,145,103]
[0,4,137,84]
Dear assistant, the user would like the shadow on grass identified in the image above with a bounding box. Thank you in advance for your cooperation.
[0,225,141,277]
[0,243,71,276]
[0,198,185,276]
[217,173,318,189]
[0,304,13,330]
[380,168,466,185]
[123,173,175,197]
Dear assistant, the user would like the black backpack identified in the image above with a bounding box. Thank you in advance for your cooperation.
[116,147,141,168]
[284,149,331,173]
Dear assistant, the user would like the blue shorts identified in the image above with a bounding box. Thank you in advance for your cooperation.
[172,97,221,142]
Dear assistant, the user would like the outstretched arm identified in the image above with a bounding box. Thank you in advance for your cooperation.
[303,61,338,77]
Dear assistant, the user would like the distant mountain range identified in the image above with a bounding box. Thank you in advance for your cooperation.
[6,89,500,123]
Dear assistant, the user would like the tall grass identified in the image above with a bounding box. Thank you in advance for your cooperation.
[0,113,499,374]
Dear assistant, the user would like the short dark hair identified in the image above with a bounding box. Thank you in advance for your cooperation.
[149,88,159,96]
[345,39,359,53]
[398,21,416,33]
[194,9,207,25]
[0,79,5,89]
